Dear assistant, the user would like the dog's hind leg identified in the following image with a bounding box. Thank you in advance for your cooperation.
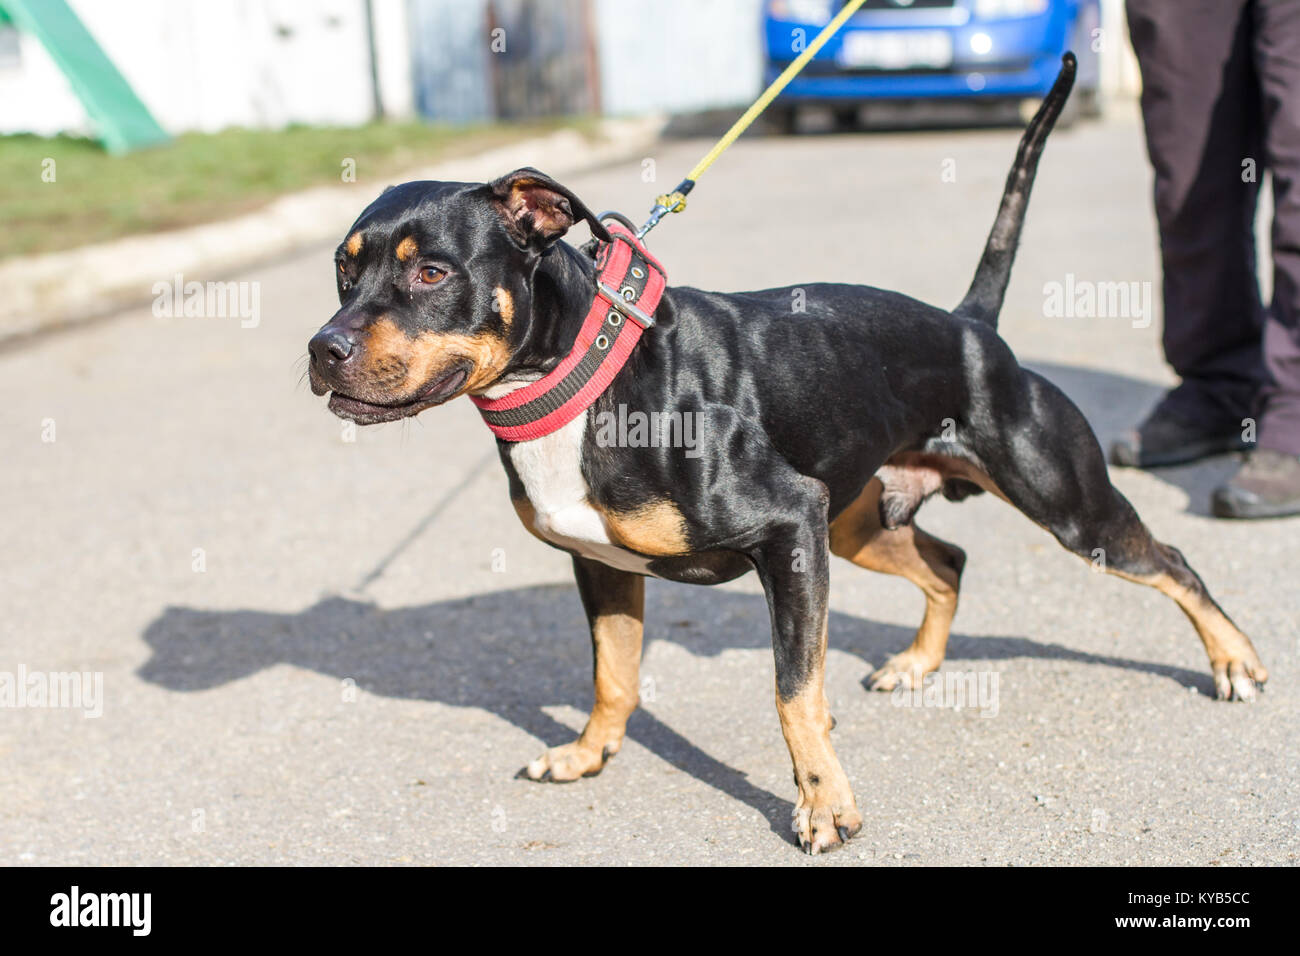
[967,367,1268,700]
[523,557,644,782]
[830,478,966,691]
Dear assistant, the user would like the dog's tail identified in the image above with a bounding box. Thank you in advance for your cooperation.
[954,53,1076,327]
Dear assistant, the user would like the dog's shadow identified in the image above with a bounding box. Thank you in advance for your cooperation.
[138,580,1212,844]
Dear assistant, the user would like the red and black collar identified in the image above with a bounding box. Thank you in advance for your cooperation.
[470,217,666,442]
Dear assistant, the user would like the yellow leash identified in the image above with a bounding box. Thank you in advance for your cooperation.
[637,0,870,239]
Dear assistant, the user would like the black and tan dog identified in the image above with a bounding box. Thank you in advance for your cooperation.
[307,57,1267,853]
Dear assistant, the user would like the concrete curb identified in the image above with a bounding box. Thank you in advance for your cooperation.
[0,116,664,342]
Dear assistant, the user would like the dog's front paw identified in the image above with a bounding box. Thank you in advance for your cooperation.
[1212,655,1268,702]
[867,649,940,692]
[792,793,862,856]
[521,739,615,783]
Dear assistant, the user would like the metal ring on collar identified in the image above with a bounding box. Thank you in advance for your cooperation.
[596,281,656,329]
[596,210,639,234]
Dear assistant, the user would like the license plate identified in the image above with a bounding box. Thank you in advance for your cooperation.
[837,30,953,69]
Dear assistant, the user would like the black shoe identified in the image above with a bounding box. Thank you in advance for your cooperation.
[1211,449,1300,519]
[1109,405,1248,468]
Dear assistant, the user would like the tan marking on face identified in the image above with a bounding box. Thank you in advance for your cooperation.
[395,236,419,262]
[601,499,689,556]
[494,286,514,329]
[361,317,512,400]
[345,232,363,257]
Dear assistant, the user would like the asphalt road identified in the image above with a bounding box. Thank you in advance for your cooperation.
[3,103,1297,866]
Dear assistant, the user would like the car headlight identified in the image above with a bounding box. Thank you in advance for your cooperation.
[768,0,834,24]
[975,0,1049,18]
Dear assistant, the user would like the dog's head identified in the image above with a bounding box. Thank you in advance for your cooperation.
[307,168,609,424]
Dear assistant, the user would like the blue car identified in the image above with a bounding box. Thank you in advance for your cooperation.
[763,0,1101,128]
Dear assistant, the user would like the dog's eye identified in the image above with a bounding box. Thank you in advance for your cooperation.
[419,266,445,285]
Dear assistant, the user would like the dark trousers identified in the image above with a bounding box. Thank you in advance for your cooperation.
[1127,0,1300,455]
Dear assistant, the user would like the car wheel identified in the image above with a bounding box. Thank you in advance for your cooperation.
[763,105,798,135]
[1020,91,1080,130]
[1077,85,1104,119]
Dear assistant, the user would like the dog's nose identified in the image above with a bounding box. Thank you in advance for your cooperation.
[310,328,355,367]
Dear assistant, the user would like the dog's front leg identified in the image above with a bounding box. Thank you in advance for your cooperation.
[751,479,862,854]
[524,556,644,783]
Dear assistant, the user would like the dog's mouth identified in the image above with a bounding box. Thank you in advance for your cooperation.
[323,363,470,424]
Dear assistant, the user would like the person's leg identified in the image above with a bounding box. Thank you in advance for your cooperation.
[1253,0,1300,453]
[1213,0,1300,517]
[1114,0,1265,467]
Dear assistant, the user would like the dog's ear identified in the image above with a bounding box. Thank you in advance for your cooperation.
[487,168,611,251]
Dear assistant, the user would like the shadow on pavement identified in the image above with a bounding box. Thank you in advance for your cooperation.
[139,579,1214,844]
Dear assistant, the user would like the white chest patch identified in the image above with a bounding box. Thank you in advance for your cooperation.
[506,410,655,575]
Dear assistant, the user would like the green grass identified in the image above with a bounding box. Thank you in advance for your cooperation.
[0,118,593,261]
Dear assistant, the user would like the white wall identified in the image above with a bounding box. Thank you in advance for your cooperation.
[593,0,766,115]
[0,0,378,136]
[371,0,416,120]
[1100,0,1141,96]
